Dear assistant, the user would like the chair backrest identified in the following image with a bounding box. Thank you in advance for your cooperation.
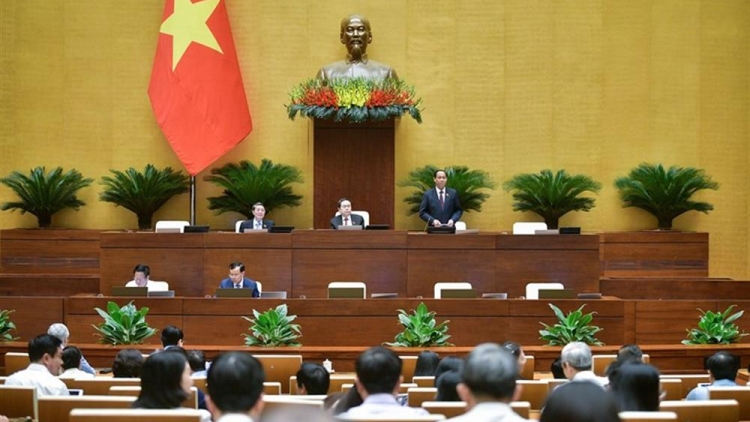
[400,355,418,384]
[659,399,739,422]
[69,408,204,422]
[264,381,282,395]
[398,383,418,394]
[510,401,531,419]
[192,376,206,393]
[512,222,547,234]
[545,378,568,393]
[433,282,473,299]
[290,374,356,395]
[107,386,197,409]
[154,220,190,233]
[0,385,38,419]
[148,280,170,292]
[618,411,678,421]
[421,401,467,418]
[516,380,549,410]
[412,376,435,387]
[335,210,370,227]
[659,378,682,401]
[407,387,437,407]
[69,377,142,395]
[261,395,324,415]
[454,221,467,231]
[235,220,244,233]
[39,395,136,422]
[337,415,447,422]
[520,355,535,380]
[525,283,564,300]
[328,281,367,298]
[4,351,29,375]
[253,355,303,394]
[592,354,652,376]
[708,386,750,421]
[659,374,711,399]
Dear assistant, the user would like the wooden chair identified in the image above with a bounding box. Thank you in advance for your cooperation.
[69,408,204,422]
[0,385,38,420]
[659,378,682,401]
[108,386,198,409]
[407,387,437,407]
[342,382,417,395]
[412,376,435,387]
[264,381,282,395]
[290,373,356,395]
[708,386,750,421]
[659,399,739,422]
[262,395,324,415]
[520,355,535,380]
[545,378,568,393]
[253,354,302,394]
[4,352,29,376]
[618,411,678,421]
[660,374,711,399]
[192,376,206,394]
[516,380,549,411]
[420,401,467,418]
[592,354,651,376]
[38,395,135,422]
[68,377,141,395]
[401,356,418,383]
[737,369,749,386]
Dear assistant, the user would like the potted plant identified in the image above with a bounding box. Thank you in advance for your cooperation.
[384,302,453,347]
[539,303,604,346]
[243,304,302,347]
[614,163,719,230]
[503,169,601,230]
[682,305,748,345]
[399,165,496,217]
[204,159,303,219]
[0,166,93,228]
[92,301,157,345]
[99,164,190,230]
[0,309,19,342]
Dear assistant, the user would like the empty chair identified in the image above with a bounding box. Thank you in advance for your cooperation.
[512,222,547,234]
[407,387,437,407]
[516,380,548,411]
[659,399,739,422]
[39,395,136,422]
[4,352,30,375]
[69,408,204,422]
[618,411,678,421]
[520,355,535,380]
[708,386,750,421]
[328,281,367,298]
[0,385,38,420]
[154,220,190,233]
[524,282,564,300]
[433,282,473,299]
[659,374,711,399]
[253,355,302,394]
[659,379,682,401]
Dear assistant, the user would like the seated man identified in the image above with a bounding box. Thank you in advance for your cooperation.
[6,334,69,396]
[560,341,607,387]
[124,263,166,291]
[218,262,260,297]
[59,346,94,379]
[686,351,740,400]
[188,350,207,377]
[206,352,265,422]
[238,202,275,232]
[112,348,144,378]
[161,325,184,350]
[339,346,428,417]
[330,198,365,229]
[296,362,330,395]
[48,323,95,375]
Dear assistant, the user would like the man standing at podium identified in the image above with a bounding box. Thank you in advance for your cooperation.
[218,262,260,297]
[419,170,463,227]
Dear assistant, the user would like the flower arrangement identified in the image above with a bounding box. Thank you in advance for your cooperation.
[287,77,422,124]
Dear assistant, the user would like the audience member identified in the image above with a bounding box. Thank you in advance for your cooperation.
[686,351,740,400]
[6,334,69,396]
[447,343,527,421]
[324,392,345,411]
[187,350,207,377]
[560,342,607,387]
[163,347,207,410]
[338,346,428,417]
[161,325,184,349]
[112,348,144,378]
[218,262,260,296]
[435,370,462,402]
[59,346,94,379]
[502,341,528,377]
[296,362,331,395]
[47,322,96,374]
[332,387,363,415]
[609,362,660,411]
[419,169,463,228]
[238,202,275,232]
[205,352,265,422]
[550,357,566,379]
[434,356,464,386]
[540,381,620,422]
[414,350,440,377]
[606,344,645,376]
[133,351,211,421]
[330,198,365,229]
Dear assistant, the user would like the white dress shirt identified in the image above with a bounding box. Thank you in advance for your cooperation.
[6,363,70,396]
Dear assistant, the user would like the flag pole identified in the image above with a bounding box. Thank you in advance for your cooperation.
[189,176,196,225]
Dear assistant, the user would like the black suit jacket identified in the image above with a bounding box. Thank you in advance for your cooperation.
[238,219,275,232]
[419,187,463,225]
[330,214,365,229]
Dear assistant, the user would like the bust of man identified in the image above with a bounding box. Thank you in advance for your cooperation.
[317,14,398,81]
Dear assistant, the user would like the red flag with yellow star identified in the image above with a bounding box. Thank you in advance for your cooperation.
[148,0,251,176]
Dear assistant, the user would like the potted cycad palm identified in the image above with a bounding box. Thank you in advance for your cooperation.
[399,165,495,218]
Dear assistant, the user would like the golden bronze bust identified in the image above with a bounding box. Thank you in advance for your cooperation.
[317,14,398,81]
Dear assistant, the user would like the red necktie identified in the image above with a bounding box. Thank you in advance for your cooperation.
[344,217,349,226]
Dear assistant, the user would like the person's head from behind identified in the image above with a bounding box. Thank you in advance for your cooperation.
[296,362,330,395]
[354,346,402,397]
[252,202,266,220]
[434,356,464,385]
[457,343,519,407]
[161,325,184,348]
[47,323,70,347]
[112,348,144,378]
[706,351,740,382]
[186,350,206,373]
[339,14,372,59]
[228,262,245,284]
[62,346,82,371]
[414,350,440,377]
[433,169,448,190]
[502,341,527,374]
[609,362,660,412]
[560,341,592,380]
[332,386,363,415]
[133,264,150,287]
[337,198,352,218]
[550,357,566,379]
[28,334,63,375]
[435,370,462,401]
[206,352,265,420]
[617,344,643,363]
[134,351,192,409]
[541,381,620,422]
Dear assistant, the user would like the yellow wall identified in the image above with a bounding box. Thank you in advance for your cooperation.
[1,0,748,278]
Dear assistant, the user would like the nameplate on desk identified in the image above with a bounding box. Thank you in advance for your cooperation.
[215,289,254,298]
[337,225,363,231]
[148,290,175,298]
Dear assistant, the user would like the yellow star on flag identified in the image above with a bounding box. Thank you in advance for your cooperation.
[160,0,224,71]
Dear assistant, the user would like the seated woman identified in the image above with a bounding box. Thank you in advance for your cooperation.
[112,349,144,378]
[608,362,661,411]
[133,351,211,422]
[502,341,528,378]
[435,370,462,401]
[540,381,621,422]
[414,350,440,377]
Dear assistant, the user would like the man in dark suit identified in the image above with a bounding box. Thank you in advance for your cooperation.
[218,262,260,297]
[238,202,274,232]
[419,169,463,227]
[330,198,365,229]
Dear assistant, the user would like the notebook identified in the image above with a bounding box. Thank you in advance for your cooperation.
[183,225,209,233]
[215,288,255,298]
[111,286,148,297]
[337,225,363,231]
[268,226,294,233]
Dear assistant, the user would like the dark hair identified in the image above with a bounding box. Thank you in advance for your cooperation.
[207,352,265,413]
[355,347,402,394]
[706,351,740,381]
[62,346,82,371]
[296,362,330,395]
[186,350,206,373]
[229,262,245,272]
[414,351,440,377]
[462,343,517,400]
[617,344,643,362]
[435,370,462,401]
[433,169,447,178]
[161,325,184,347]
[112,349,144,378]
[434,356,464,385]
[133,264,150,277]
[609,362,660,411]
[550,357,566,379]
[133,352,189,409]
[501,341,522,359]
[540,381,621,422]
[251,202,265,212]
[332,386,363,415]
[28,334,62,362]
[337,198,351,208]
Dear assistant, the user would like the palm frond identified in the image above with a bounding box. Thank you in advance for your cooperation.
[398,165,496,216]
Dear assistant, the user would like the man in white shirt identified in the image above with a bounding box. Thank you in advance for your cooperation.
[124,263,166,291]
[339,346,429,418]
[206,352,265,422]
[6,334,69,396]
[561,342,608,388]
